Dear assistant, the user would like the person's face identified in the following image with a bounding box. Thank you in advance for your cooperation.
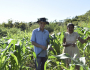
[38,21,46,30]
[67,25,74,33]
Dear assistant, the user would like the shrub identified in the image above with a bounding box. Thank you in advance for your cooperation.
[8,28,21,34]
[0,29,7,37]
[45,25,54,33]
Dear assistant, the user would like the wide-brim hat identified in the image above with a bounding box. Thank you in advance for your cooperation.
[36,17,49,25]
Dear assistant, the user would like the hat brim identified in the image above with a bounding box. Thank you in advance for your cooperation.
[36,21,49,25]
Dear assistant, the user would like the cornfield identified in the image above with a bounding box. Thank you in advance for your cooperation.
[0,25,90,70]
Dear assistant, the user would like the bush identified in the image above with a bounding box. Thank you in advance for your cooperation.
[8,28,21,34]
[0,29,7,37]
[29,24,39,32]
[45,25,54,33]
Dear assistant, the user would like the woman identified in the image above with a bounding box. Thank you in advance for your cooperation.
[63,23,90,70]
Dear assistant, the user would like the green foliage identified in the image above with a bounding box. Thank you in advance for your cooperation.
[49,32,64,55]
[0,29,7,38]
[64,10,90,26]
[45,23,55,33]
[0,24,90,70]
[8,19,13,28]
[19,22,27,31]
[0,35,33,70]
[8,28,21,34]
[0,10,90,70]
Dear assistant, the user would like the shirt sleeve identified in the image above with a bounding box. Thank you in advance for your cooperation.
[31,30,36,42]
[64,32,66,38]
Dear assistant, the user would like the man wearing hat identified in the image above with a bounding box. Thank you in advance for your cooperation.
[31,17,50,70]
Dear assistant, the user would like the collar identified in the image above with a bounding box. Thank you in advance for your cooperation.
[38,28,46,33]
[38,28,40,31]
[68,32,74,35]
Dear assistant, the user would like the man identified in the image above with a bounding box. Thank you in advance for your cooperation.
[31,17,50,70]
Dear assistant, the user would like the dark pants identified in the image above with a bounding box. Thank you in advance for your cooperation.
[35,57,47,70]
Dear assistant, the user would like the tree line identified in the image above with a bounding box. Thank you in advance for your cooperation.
[0,10,90,31]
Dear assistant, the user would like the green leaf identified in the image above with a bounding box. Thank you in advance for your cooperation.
[48,56,56,59]
[10,52,18,65]
[54,53,71,59]
[33,52,36,59]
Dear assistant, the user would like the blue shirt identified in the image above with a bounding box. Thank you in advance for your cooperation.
[31,28,49,57]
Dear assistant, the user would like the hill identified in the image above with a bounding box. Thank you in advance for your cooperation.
[64,10,90,25]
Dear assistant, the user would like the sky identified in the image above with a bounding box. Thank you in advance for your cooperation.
[0,0,90,23]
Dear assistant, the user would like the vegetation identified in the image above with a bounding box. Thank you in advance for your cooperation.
[0,10,90,70]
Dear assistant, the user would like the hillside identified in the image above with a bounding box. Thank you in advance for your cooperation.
[64,10,90,25]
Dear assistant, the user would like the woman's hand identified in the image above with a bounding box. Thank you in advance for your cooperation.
[78,36,90,44]
[67,43,76,47]
[71,43,76,47]
[86,36,90,40]
[63,43,76,47]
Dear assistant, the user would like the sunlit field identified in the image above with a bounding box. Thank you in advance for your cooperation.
[0,22,90,70]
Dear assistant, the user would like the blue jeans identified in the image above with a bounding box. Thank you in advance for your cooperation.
[35,56,47,70]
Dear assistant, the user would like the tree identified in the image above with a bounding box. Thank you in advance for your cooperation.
[8,19,13,28]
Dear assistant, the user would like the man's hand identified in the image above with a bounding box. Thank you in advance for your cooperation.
[41,45,47,50]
